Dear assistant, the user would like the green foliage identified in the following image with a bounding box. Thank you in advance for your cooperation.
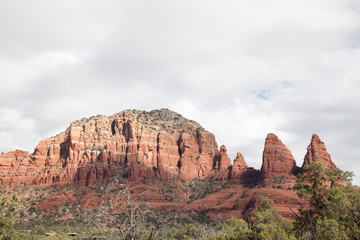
[186,178,220,202]
[215,216,250,240]
[190,210,211,224]
[256,195,274,213]
[214,196,295,240]
[6,161,360,240]
[248,196,295,240]
[0,194,22,240]
[15,218,102,239]
[171,224,200,239]
[294,162,360,239]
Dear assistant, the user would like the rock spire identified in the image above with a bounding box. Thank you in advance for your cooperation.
[261,133,298,178]
[302,134,336,168]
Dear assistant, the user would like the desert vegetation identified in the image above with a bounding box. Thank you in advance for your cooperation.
[0,162,357,239]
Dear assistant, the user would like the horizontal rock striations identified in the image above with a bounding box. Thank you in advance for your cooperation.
[0,109,223,186]
[0,109,343,222]
[0,108,339,189]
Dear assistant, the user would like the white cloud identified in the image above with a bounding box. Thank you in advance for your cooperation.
[0,0,359,184]
[0,109,40,153]
[30,51,83,68]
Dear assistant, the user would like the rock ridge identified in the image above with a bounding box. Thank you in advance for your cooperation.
[0,109,338,187]
[0,109,219,186]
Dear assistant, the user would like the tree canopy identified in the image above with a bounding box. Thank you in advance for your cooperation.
[0,194,21,240]
[294,162,360,239]
[4,162,360,240]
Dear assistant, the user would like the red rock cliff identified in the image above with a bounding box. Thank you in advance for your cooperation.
[214,145,232,171]
[233,152,248,170]
[0,108,339,189]
[0,109,222,186]
[302,134,336,168]
[261,133,298,179]
[229,152,260,182]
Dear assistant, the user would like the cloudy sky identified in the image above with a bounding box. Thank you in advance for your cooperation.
[1,0,359,183]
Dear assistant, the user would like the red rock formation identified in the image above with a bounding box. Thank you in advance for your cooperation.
[230,152,260,182]
[214,145,232,171]
[178,130,219,180]
[261,133,297,179]
[0,109,222,186]
[233,152,248,170]
[302,134,336,168]
[0,149,46,186]
[0,110,342,222]
[210,145,232,180]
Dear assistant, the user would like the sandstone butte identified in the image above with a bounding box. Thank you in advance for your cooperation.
[0,109,338,220]
[260,133,299,180]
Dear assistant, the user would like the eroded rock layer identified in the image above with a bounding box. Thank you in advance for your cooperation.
[0,109,342,221]
[302,134,337,168]
[0,109,222,186]
[260,133,298,178]
[230,152,260,182]
[0,109,338,189]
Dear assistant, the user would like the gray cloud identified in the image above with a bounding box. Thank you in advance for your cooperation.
[0,0,360,184]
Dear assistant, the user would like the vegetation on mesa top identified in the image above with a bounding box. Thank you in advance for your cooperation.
[71,108,205,134]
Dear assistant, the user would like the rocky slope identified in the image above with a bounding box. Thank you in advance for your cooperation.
[0,109,338,221]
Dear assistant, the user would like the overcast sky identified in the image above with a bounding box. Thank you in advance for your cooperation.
[1,0,359,184]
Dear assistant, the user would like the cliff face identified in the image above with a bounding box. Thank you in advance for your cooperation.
[260,133,298,179]
[229,152,260,182]
[0,110,338,187]
[214,145,232,171]
[0,109,222,186]
[0,109,342,221]
[302,134,336,168]
[233,152,248,170]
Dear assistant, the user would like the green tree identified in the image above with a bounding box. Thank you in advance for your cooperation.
[170,224,200,240]
[248,196,295,240]
[0,194,21,240]
[215,196,295,240]
[215,216,251,240]
[294,162,360,239]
